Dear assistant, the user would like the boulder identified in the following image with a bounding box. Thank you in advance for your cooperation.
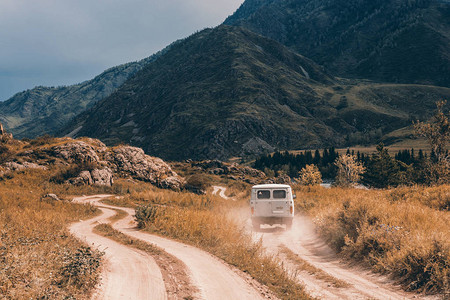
[50,141,100,164]
[66,168,113,186]
[106,146,184,190]
[66,171,93,186]
[159,176,185,191]
[91,168,114,186]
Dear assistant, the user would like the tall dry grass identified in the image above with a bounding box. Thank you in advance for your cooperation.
[112,181,312,299]
[293,185,450,294]
[0,169,105,299]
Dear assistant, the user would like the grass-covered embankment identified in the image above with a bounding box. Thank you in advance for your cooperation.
[294,185,450,294]
[0,169,107,299]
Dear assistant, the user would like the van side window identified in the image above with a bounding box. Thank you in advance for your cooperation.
[273,190,286,199]
[257,190,270,199]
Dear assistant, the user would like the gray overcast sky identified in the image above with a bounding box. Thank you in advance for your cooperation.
[0,0,244,101]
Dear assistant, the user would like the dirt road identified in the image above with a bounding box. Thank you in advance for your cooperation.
[71,195,268,300]
[212,186,437,300]
[70,195,166,300]
[212,185,234,201]
[253,218,430,300]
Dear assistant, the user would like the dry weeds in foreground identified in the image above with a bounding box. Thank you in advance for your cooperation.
[294,185,449,295]
[0,169,109,299]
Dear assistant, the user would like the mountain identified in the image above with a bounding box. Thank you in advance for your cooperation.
[62,25,450,160]
[0,51,165,139]
[225,0,450,87]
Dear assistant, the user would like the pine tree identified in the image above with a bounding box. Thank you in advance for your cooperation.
[363,143,401,188]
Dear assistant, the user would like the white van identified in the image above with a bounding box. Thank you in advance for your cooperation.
[250,184,295,230]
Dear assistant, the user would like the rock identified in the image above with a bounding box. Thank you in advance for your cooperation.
[241,166,266,178]
[91,168,114,186]
[41,193,61,201]
[4,161,47,171]
[209,168,225,175]
[159,176,184,191]
[106,146,184,190]
[50,141,100,164]
[192,160,225,170]
[66,168,113,186]
[66,171,93,186]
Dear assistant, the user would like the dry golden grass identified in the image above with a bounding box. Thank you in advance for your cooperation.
[0,169,108,299]
[293,184,450,294]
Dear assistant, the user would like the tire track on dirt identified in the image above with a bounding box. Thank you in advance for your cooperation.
[73,194,270,300]
[251,216,439,300]
[214,186,438,300]
[70,195,167,300]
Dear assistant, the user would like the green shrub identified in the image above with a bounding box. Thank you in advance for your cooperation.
[135,204,161,228]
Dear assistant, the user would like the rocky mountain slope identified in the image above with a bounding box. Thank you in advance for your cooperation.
[62,25,450,160]
[225,0,450,87]
[0,133,185,190]
[0,50,166,139]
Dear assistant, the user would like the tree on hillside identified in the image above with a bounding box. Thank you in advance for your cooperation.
[414,100,450,184]
[298,164,322,186]
[334,154,365,187]
[363,143,401,188]
[415,100,450,163]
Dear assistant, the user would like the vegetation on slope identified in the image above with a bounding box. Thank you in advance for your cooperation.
[63,25,450,160]
[226,0,450,87]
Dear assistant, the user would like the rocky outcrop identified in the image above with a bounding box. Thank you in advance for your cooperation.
[1,137,185,191]
[106,146,184,191]
[66,167,113,187]
[192,160,266,179]
[3,161,47,171]
[49,141,103,164]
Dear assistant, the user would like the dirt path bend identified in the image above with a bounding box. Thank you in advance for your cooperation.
[70,195,166,300]
[252,216,438,300]
[212,186,234,201]
[74,195,269,300]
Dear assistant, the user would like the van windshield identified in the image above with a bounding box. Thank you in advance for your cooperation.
[273,190,286,199]
[256,190,270,199]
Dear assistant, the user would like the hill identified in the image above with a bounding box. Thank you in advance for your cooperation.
[0,51,165,139]
[63,25,450,160]
[225,0,450,87]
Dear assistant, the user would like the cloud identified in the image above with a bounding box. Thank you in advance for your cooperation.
[0,0,243,100]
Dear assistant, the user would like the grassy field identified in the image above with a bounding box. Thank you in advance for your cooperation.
[293,184,450,294]
[0,169,110,299]
[1,152,448,298]
[106,177,449,296]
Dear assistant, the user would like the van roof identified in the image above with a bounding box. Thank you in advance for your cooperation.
[252,184,291,189]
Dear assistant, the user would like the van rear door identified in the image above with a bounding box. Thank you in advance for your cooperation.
[271,189,289,216]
